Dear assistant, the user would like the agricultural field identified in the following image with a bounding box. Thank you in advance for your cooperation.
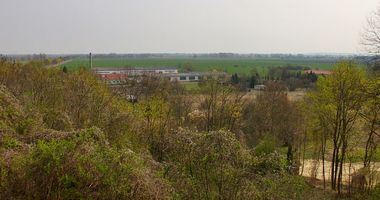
[62,57,341,76]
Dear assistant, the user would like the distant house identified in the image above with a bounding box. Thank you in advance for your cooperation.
[304,69,332,75]
[254,84,265,90]
[98,73,128,80]
[97,73,129,85]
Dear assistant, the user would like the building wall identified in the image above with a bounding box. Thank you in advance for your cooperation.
[94,68,178,75]
[173,75,199,82]
[155,69,178,74]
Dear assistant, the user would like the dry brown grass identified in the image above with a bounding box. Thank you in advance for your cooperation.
[243,90,306,102]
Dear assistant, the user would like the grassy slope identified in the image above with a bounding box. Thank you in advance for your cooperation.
[62,58,338,75]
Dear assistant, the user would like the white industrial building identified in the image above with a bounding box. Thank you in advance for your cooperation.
[93,67,178,75]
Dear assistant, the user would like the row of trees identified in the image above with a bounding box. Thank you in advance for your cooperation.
[307,61,380,194]
[230,66,319,91]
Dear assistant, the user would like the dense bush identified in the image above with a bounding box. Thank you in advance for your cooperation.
[164,129,258,199]
[0,62,174,199]
[0,128,174,199]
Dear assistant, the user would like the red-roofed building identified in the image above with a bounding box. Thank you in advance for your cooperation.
[97,74,129,85]
[98,73,129,80]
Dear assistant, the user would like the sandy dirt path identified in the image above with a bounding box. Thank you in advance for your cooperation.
[301,159,380,184]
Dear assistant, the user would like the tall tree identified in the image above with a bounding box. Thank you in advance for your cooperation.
[361,77,380,189]
[198,80,245,132]
[310,61,366,193]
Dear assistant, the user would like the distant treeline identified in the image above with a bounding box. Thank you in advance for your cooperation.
[3,52,370,61]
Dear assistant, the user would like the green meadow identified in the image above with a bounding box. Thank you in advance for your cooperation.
[62,57,339,75]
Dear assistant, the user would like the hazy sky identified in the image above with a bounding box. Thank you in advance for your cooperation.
[0,0,379,54]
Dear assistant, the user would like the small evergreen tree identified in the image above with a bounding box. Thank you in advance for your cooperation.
[249,75,256,88]
[231,73,239,85]
[62,66,68,73]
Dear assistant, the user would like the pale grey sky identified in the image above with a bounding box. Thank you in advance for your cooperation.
[0,0,379,54]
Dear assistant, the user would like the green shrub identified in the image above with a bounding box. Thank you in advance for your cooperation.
[2,128,173,199]
[256,174,314,200]
[367,184,380,200]
[254,136,280,156]
[254,152,288,175]
[1,135,21,149]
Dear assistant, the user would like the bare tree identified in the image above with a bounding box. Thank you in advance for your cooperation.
[362,6,380,53]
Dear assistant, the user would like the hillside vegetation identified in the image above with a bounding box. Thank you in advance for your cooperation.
[0,58,379,199]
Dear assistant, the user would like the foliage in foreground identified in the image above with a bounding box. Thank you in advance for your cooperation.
[1,59,376,199]
[1,128,172,199]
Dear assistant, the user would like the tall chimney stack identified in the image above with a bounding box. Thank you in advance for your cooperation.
[89,53,93,69]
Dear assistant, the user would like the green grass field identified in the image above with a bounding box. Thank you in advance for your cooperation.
[62,57,340,75]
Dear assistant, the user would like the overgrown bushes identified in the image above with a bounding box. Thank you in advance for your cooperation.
[0,59,342,199]
[1,128,173,199]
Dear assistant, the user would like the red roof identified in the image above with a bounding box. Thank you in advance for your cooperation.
[97,74,129,80]
[304,70,332,75]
